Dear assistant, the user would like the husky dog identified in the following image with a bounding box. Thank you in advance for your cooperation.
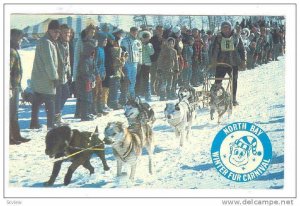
[164,99,196,147]
[209,83,232,123]
[44,126,111,186]
[124,97,155,127]
[178,85,203,108]
[104,121,154,180]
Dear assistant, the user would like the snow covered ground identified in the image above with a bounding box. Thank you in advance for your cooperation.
[9,48,285,189]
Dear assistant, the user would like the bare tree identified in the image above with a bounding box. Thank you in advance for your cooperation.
[153,15,164,26]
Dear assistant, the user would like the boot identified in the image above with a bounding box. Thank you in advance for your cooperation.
[15,136,31,143]
[233,96,239,106]
[10,138,21,145]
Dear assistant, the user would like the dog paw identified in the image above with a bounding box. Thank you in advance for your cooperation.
[64,178,71,186]
[104,166,110,171]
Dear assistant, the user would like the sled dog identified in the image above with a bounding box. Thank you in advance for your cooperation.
[44,126,112,186]
[209,83,232,123]
[164,99,196,147]
[104,121,154,180]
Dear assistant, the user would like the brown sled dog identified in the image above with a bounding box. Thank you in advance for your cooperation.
[104,120,154,180]
[44,126,112,186]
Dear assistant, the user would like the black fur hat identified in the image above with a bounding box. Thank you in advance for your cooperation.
[48,20,60,30]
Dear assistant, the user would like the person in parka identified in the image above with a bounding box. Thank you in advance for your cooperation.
[157,37,179,101]
[93,32,108,116]
[108,29,127,110]
[10,29,31,144]
[120,27,142,103]
[211,21,246,106]
[30,20,60,130]
[76,40,97,121]
[54,24,72,126]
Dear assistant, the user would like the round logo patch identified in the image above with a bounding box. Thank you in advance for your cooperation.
[211,122,272,182]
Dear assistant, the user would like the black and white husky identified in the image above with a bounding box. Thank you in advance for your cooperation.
[178,85,203,108]
[104,121,154,180]
[164,98,196,147]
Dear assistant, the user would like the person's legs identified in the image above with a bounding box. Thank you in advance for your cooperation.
[10,87,22,144]
[141,65,151,100]
[30,92,43,129]
[232,66,239,104]
[55,84,62,115]
[150,62,158,95]
[119,76,129,105]
[60,83,70,111]
[127,62,138,99]
[74,81,81,118]
[214,65,228,85]
[166,73,174,99]
[44,94,55,129]
[159,76,167,101]
[108,77,122,109]
[170,73,178,99]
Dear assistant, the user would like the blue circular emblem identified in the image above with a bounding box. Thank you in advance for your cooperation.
[211,122,272,182]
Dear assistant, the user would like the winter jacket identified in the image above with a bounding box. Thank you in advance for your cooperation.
[211,32,246,67]
[142,42,154,66]
[95,47,106,80]
[76,55,96,97]
[73,38,83,80]
[10,48,22,89]
[149,35,163,62]
[31,32,58,95]
[193,35,204,63]
[157,44,179,74]
[57,40,71,84]
[110,46,126,79]
[121,35,142,64]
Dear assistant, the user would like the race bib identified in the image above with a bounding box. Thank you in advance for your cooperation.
[221,37,235,51]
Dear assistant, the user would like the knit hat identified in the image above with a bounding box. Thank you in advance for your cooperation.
[11,29,23,39]
[221,21,232,30]
[48,20,60,30]
[233,136,261,156]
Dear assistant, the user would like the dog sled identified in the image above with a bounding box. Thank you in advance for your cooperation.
[200,63,233,123]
